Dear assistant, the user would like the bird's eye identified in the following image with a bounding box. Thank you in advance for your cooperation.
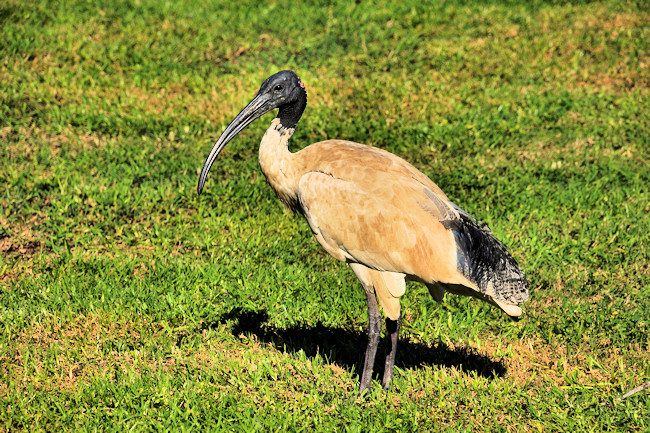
[274,84,283,91]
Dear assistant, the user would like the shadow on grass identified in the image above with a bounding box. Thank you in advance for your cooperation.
[206,307,506,380]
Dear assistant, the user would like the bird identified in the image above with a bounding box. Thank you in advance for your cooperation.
[197,70,529,397]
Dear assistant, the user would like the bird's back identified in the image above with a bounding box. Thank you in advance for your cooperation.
[295,139,449,199]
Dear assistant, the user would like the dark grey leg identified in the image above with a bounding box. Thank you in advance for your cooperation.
[358,291,382,397]
[382,314,402,389]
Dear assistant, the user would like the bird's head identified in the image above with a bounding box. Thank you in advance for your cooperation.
[197,70,307,194]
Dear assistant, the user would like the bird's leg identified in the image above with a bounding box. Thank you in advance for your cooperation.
[358,291,382,397]
[382,313,402,390]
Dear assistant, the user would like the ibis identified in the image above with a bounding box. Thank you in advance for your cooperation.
[197,70,529,396]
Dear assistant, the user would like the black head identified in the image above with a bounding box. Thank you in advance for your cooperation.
[197,70,308,194]
[257,70,307,129]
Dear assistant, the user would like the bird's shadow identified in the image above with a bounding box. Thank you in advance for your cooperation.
[204,307,506,381]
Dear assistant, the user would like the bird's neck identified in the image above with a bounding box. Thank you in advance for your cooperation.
[278,83,307,128]
[258,118,301,211]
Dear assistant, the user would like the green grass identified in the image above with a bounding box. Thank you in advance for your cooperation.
[1,0,649,430]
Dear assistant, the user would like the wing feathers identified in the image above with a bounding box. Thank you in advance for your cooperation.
[294,140,528,308]
[443,202,529,305]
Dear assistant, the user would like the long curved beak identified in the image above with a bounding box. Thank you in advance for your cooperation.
[197,93,272,194]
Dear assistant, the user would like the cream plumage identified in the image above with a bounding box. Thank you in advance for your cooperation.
[198,70,529,396]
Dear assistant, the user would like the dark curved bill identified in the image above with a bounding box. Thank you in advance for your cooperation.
[197,93,271,194]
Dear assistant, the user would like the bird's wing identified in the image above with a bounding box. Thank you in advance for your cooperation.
[444,202,529,305]
[296,144,528,306]
[408,176,528,305]
[297,170,466,288]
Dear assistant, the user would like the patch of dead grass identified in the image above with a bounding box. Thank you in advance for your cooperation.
[1,312,353,402]
[1,125,116,162]
[477,136,647,178]
[0,213,47,251]
[2,313,162,394]
[477,336,649,393]
[2,309,647,418]
[0,214,50,287]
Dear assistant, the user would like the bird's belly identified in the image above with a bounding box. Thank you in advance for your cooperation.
[304,213,463,286]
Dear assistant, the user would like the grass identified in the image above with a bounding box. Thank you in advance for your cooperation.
[1,0,649,430]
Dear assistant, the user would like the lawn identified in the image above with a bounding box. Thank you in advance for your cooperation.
[1,0,649,431]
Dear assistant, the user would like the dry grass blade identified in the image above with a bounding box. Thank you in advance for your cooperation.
[617,381,650,401]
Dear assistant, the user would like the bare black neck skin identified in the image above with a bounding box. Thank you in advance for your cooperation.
[277,86,307,129]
